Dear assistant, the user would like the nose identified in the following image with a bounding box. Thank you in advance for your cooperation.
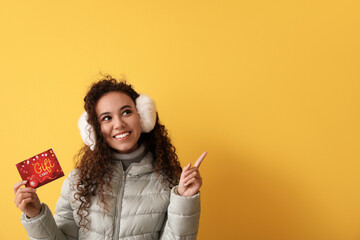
[113,116,126,130]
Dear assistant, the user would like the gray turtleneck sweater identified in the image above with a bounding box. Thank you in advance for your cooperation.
[112,144,147,170]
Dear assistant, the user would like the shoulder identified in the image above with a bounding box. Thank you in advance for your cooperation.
[68,168,80,180]
[59,169,80,195]
[62,169,80,186]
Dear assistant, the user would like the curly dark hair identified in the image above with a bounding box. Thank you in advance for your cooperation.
[74,75,182,227]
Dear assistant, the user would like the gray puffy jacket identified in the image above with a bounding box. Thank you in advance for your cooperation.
[21,152,200,240]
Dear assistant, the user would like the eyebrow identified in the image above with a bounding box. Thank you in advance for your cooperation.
[98,105,132,119]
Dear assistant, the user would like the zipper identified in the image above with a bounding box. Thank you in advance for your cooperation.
[113,165,126,240]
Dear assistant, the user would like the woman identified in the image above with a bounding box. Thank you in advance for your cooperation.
[13,76,207,239]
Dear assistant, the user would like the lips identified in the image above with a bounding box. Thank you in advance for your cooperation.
[113,131,131,141]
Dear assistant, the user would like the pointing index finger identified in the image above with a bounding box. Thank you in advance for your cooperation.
[193,152,207,168]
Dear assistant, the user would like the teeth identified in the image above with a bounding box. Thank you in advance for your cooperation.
[115,132,130,139]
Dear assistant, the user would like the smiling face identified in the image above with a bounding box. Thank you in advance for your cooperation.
[95,91,142,153]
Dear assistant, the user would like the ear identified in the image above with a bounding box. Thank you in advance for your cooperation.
[135,94,157,133]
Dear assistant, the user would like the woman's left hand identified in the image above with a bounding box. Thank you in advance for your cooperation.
[178,152,207,197]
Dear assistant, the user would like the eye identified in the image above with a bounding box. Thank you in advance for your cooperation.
[122,109,132,116]
[101,115,112,121]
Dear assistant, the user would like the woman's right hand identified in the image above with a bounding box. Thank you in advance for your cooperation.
[13,180,42,218]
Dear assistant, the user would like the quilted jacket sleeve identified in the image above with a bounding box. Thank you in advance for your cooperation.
[159,187,201,240]
[20,172,78,240]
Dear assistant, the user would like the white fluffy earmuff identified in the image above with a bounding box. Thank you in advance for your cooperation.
[136,94,157,133]
[78,112,96,151]
[78,94,157,150]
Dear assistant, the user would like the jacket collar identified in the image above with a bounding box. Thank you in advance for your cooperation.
[126,152,154,176]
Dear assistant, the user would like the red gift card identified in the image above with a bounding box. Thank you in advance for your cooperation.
[16,148,64,188]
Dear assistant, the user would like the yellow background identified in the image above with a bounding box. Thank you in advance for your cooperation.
[1,0,360,239]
